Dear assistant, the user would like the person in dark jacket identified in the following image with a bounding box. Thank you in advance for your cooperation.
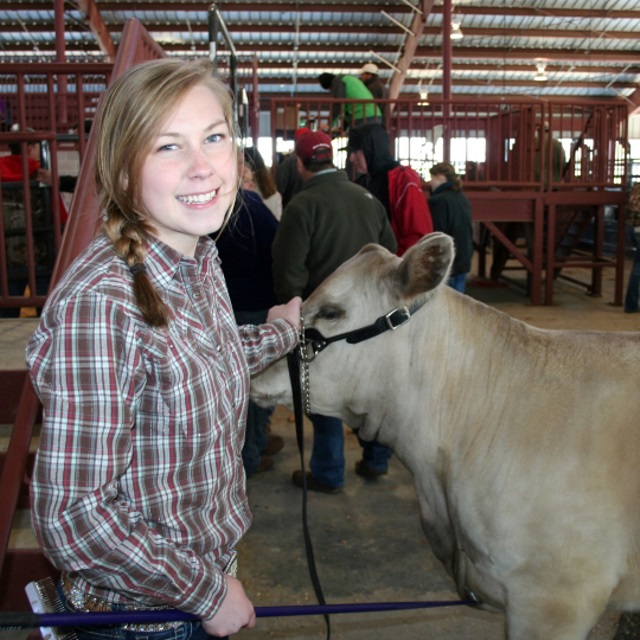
[428,161,474,292]
[215,186,282,477]
[346,123,433,256]
[624,182,640,313]
[274,127,310,209]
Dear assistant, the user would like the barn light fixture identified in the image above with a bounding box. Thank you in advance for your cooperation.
[450,18,464,40]
[534,62,548,81]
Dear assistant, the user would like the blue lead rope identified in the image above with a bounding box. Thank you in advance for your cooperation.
[0,599,474,629]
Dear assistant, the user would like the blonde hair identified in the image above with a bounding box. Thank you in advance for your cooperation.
[94,58,236,326]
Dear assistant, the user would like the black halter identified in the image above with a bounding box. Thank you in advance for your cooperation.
[300,305,421,362]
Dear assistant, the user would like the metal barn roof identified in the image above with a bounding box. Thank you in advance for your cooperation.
[0,1,639,108]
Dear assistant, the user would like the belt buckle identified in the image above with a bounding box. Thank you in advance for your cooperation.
[122,620,184,633]
[62,573,185,633]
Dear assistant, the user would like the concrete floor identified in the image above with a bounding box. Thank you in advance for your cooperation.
[3,259,640,640]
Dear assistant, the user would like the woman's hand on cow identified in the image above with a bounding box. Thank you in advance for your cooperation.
[267,296,302,330]
[202,575,256,637]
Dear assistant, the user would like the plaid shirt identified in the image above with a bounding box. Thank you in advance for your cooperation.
[27,232,297,619]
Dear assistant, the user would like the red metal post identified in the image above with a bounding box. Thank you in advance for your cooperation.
[54,0,69,127]
[441,0,453,162]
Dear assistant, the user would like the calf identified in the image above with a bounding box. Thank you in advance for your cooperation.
[252,232,640,640]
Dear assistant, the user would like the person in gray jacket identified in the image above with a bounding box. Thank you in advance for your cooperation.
[272,130,397,493]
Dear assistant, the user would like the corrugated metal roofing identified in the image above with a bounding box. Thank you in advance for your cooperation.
[0,0,638,106]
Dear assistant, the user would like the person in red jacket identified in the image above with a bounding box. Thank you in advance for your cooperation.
[345,123,433,255]
[0,127,72,224]
[0,128,70,316]
[0,132,48,183]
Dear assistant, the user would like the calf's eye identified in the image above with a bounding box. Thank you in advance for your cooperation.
[317,305,345,321]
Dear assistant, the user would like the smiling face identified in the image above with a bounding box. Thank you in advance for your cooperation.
[139,84,237,257]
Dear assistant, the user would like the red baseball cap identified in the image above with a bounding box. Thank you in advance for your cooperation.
[294,126,311,140]
[295,131,333,163]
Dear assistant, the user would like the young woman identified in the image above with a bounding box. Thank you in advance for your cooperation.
[428,161,474,293]
[26,58,301,640]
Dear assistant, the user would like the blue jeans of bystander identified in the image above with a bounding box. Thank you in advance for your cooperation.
[309,414,392,487]
[447,272,467,293]
[625,228,640,313]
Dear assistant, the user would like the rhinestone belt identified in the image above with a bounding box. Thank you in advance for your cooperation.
[61,552,238,633]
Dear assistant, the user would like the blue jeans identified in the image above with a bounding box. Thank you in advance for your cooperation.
[309,414,391,488]
[447,272,467,293]
[68,620,220,640]
[234,309,273,476]
[625,229,640,312]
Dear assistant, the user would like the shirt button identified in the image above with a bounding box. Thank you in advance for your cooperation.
[216,345,222,353]
[193,292,201,299]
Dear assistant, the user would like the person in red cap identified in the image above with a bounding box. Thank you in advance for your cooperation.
[272,130,398,493]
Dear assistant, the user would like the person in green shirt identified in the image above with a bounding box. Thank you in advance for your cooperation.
[318,73,381,133]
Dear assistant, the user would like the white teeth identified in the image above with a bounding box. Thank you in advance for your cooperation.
[177,189,217,205]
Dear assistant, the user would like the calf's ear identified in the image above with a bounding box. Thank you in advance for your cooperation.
[393,232,454,297]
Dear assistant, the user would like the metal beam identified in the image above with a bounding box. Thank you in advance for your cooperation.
[9,23,636,42]
[4,38,637,65]
[388,0,434,101]
[74,0,117,61]
[626,86,640,115]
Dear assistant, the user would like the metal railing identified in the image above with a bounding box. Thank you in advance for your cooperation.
[269,95,629,306]
[1,63,112,314]
[269,96,629,190]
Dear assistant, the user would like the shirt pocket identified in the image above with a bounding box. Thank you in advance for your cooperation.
[135,324,223,442]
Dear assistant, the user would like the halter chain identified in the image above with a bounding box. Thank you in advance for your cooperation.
[299,316,312,415]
